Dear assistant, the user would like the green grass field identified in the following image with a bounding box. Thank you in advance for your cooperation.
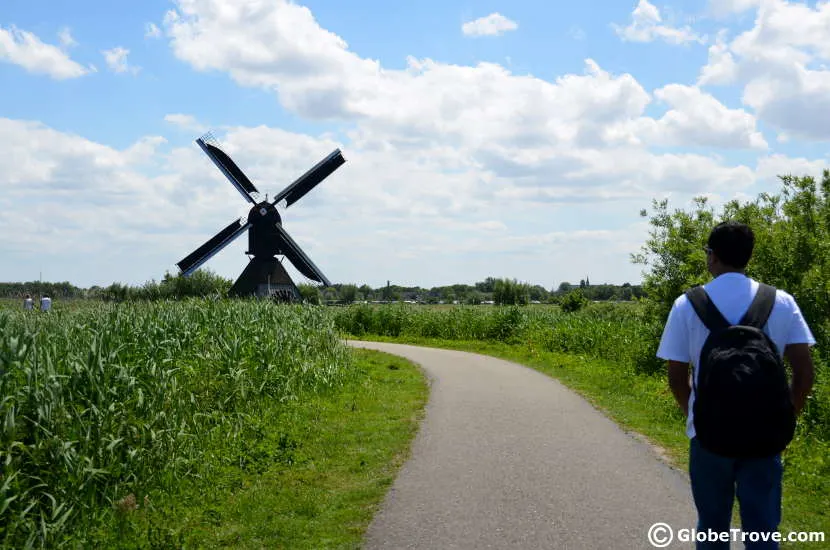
[0,300,428,548]
[2,298,826,548]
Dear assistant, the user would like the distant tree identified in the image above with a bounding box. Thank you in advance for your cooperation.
[298,283,322,304]
[475,277,497,293]
[466,290,484,305]
[339,284,358,304]
[560,289,589,312]
[528,285,549,302]
[493,278,530,305]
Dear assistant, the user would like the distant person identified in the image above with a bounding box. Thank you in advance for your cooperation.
[40,294,52,312]
[23,293,33,310]
[656,221,815,549]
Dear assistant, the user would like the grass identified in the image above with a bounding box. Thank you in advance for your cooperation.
[0,301,428,548]
[96,348,428,549]
[343,333,828,549]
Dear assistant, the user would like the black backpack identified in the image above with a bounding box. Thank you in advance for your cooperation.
[685,283,796,459]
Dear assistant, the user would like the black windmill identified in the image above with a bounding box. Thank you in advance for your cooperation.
[176,132,346,301]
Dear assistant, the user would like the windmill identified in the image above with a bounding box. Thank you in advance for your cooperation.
[176,132,345,301]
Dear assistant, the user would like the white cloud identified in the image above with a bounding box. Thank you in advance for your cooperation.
[158,1,774,201]
[613,0,706,45]
[698,0,830,140]
[461,13,518,37]
[145,23,162,39]
[164,113,207,133]
[755,153,830,183]
[606,84,768,150]
[0,25,91,79]
[102,46,139,74]
[697,30,737,85]
[57,27,77,48]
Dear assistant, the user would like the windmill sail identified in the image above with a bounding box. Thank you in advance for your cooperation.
[272,149,345,207]
[274,224,331,286]
[196,135,260,203]
[177,218,251,276]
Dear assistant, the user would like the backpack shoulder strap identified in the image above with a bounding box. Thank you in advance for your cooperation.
[685,285,730,332]
[738,283,777,329]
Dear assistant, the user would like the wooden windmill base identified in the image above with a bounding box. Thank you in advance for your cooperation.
[229,257,302,302]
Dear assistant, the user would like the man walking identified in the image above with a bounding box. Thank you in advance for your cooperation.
[656,221,816,549]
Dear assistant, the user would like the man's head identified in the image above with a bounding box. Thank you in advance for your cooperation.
[705,221,755,275]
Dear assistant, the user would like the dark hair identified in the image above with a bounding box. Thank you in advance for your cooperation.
[707,221,754,269]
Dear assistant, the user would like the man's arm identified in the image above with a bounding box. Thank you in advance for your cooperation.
[667,360,692,417]
[784,343,815,416]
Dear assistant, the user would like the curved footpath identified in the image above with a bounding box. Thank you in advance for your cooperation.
[348,341,698,549]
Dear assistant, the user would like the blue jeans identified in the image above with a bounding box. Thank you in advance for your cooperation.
[689,437,783,549]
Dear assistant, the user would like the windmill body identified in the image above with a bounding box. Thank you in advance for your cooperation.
[176,132,345,301]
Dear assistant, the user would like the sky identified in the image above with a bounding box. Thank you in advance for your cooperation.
[1,0,829,291]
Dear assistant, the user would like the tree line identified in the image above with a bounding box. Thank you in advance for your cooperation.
[297,278,645,306]
[1,273,643,306]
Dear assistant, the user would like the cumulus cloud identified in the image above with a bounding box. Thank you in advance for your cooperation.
[102,46,139,74]
[6,0,827,288]
[613,0,706,45]
[697,0,830,140]
[461,13,518,37]
[606,84,768,150]
[0,25,92,79]
[157,0,780,198]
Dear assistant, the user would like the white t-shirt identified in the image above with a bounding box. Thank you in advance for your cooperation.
[40,297,52,312]
[656,272,816,439]
[23,298,33,310]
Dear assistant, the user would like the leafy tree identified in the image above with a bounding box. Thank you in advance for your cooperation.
[493,278,530,305]
[466,290,484,305]
[297,283,322,304]
[339,284,358,304]
[559,289,588,312]
[475,277,497,293]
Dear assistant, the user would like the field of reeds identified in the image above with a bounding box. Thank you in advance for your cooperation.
[0,299,356,548]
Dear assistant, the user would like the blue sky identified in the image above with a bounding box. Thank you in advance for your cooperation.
[1,1,829,290]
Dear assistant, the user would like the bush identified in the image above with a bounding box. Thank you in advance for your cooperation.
[560,289,588,313]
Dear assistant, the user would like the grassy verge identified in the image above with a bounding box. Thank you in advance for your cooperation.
[92,348,428,549]
[346,334,828,549]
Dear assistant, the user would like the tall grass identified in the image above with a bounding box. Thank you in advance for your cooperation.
[0,299,353,548]
[332,303,829,439]
[333,303,662,371]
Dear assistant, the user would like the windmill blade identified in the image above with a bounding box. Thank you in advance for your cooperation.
[177,218,251,277]
[272,149,345,208]
[196,135,260,204]
[274,224,331,287]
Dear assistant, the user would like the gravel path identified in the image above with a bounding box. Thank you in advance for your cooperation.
[348,340,699,550]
